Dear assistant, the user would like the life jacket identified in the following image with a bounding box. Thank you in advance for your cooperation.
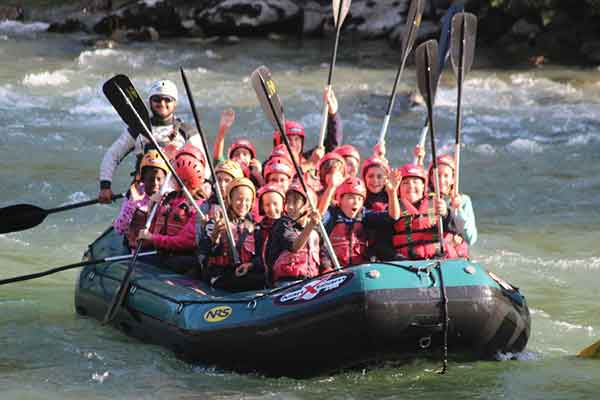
[126,208,148,249]
[207,218,255,269]
[326,207,368,267]
[392,194,458,260]
[151,192,195,237]
[272,229,320,282]
[364,191,388,212]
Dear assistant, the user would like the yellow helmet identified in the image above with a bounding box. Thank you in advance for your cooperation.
[139,150,168,175]
[215,159,244,180]
[226,177,256,203]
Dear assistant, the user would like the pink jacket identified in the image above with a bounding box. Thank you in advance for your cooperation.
[113,195,151,235]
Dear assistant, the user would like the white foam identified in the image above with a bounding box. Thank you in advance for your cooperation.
[507,138,543,153]
[566,133,599,146]
[77,48,119,66]
[22,70,69,87]
[205,49,220,60]
[0,20,49,35]
[67,192,90,203]
[91,371,110,383]
[554,320,594,333]
[471,144,496,155]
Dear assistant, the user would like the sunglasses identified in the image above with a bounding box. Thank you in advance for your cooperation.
[151,96,174,104]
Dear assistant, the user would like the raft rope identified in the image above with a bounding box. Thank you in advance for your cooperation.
[436,261,449,374]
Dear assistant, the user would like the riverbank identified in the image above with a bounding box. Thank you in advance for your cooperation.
[4,0,600,67]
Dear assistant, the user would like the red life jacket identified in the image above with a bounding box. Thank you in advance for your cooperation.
[272,230,320,281]
[126,208,148,249]
[258,217,276,270]
[208,220,255,268]
[327,208,368,267]
[392,195,457,260]
[151,193,196,237]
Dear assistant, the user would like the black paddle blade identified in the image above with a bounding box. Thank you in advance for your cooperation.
[0,204,46,234]
[251,66,286,133]
[450,12,478,79]
[103,75,151,138]
[415,40,439,106]
[332,0,352,28]
[401,0,425,59]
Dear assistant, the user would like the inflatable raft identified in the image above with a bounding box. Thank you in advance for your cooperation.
[75,228,531,376]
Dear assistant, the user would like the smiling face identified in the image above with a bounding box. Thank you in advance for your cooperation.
[216,172,234,198]
[261,192,283,219]
[288,135,303,158]
[230,186,254,218]
[339,193,364,219]
[267,172,291,193]
[344,156,360,177]
[437,164,455,196]
[285,191,307,222]
[150,96,176,120]
[231,147,252,167]
[141,167,166,195]
[364,165,386,194]
[400,177,425,204]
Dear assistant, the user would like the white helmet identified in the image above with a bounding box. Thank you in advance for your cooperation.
[148,79,178,102]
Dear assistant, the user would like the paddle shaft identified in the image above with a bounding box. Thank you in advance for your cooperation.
[180,68,240,265]
[46,193,124,214]
[113,85,205,220]
[256,73,342,270]
[454,15,466,196]
[318,0,345,147]
[0,251,156,286]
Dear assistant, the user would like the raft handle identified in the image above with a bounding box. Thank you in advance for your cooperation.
[419,336,432,349]
[247,299,257,311]
[87,271,95,281]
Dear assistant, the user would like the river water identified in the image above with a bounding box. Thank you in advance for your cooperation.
[1,20,599,399]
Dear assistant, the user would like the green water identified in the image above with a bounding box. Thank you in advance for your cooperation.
[1,21,599,398]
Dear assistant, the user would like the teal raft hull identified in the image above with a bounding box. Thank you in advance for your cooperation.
[75,228,531,377]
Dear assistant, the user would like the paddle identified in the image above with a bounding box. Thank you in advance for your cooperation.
[378,0,425,145]
[450,12,477,196]
[251,65,342,271]
[317,0,352,148]
[0,251,157,286]
[101,77,206,324]
[0,193,124,235]
[578,339,600,358]
[180,67,240,266]
[413,2,464,164]
[415,39,444,256]
[103,74,151,138]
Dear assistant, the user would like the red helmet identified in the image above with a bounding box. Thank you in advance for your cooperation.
[257,183,286,215]
[273,120,305,147]
[263,156,295,180]
[335,176,367,203]
[400,163,427,182]
[269,143,292,161]
[435,154,456,171]
[174,156,204,191]
[228,138,257,159]
[317,151,346,173]
[334,144,360,162]
[286,180,317,207]
[360,156,390,180]
[175,143,206,167]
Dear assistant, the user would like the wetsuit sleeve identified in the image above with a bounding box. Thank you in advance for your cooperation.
[99,128,136,186]
[452,194,478,245]
[113,199,137,234]
[324,112,342,153]
[151,217,197,252]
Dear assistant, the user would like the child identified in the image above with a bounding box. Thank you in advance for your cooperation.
[316,151,346,194]
[334,144,361,177]
[253,183,285,282]
[428,154,477,258]
[263,156,295,193]
[361,156,391,212]
[199,177,263,291]
[113,150,169,250]
[318,173,401,269]
[392,163,458,260]
[136,144,207,273]
[265,182,322,285]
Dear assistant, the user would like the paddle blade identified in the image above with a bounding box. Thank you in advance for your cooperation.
[415,40,439,106]
[0,204,47,234]
[401,0,425,60]
[451,12,478,79]
[103,75,151,138]
[578,339,600,358]
[251,66,286,132]
[332,0,352,28]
